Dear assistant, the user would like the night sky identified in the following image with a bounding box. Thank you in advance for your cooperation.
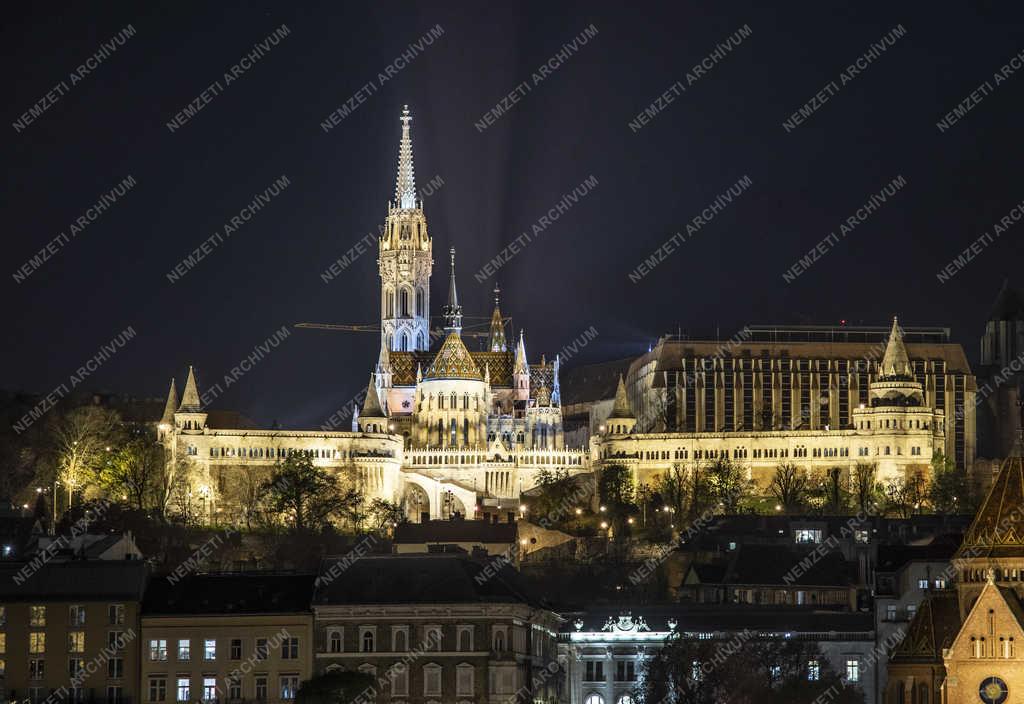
[4,1,1023,428]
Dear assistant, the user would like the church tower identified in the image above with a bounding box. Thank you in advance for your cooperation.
[379,105,433,353]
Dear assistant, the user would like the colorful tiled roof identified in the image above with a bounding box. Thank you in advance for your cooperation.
[424,333,482,380]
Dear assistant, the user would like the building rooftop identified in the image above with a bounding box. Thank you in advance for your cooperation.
[393,519,517,545]
[312,553,538,606]
[0,560,148,601]
[142,572,316,615]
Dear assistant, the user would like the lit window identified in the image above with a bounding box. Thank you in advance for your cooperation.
[30,632,46,654]
[204,639,216,660]
[203,677,217,701]
[808,659,820,681]
[69,605,86,625]
[149,639,167,661]
[846,659,859,682]
[30,605,46,627]
[176,678,190,702]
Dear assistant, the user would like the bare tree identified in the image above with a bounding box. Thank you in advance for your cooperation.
[769,463,809,513]
[51,407,121,509]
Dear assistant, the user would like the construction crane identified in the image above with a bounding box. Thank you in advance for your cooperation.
[294,315,510,341]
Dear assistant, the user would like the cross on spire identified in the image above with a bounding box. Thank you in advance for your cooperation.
[395,105,417,209]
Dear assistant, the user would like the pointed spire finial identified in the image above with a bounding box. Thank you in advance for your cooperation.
[443,246,462,334]
[514,329,529,375]
[488,282,507,352]
[395,105,416,209]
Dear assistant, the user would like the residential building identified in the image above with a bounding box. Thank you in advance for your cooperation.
[0,560,147,704]
[312,553,563,702]
[140,572,315,704]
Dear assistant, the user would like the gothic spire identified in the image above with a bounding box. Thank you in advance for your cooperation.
[160,378,178,426]
[514,329,528,375]
[179,366,202,412]
[552,354,561,406]
[488,284,507,352]
[442,247,463,334]
[880,316,911,378]
[395,105,417,209]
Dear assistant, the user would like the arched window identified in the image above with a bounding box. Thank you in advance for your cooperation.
[493,628,506,652]
[400,289,410,317]
[361,629,374,653]
[416,288,424,317]
[385,289,395,318]
[463,393,469,409]
[617,696,635,704]
[584,695,604,704]
[450,419,458,446]
[463,418,469,445]
[393,629,408,652]
[400,333,409,352]
[457,628,472,652]
[417,332,426,350]
[451,392,457,408]
[437,420,444,446]
[328,629,342,653]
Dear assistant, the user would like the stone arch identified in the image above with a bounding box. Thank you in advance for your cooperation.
[402,482,430,523]
[401,473,477,521]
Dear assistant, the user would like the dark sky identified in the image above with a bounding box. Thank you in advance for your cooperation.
[4,1,1023,428]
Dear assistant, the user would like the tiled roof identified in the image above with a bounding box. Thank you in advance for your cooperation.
[391,349,518,387]
[889,592,960,663]
[425,333,482,380]
[957,456,1024,559]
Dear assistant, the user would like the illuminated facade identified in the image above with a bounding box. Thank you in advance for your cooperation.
[593,319,971,488]
[158,107,586,524]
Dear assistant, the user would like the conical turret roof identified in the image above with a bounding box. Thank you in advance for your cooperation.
[608,375,635,419]
[160,379,178,425]
[488,284,507,352]
[178,366,202,412]
[425,332,482,380]
[361,375,386,419]
[880,316,912,378]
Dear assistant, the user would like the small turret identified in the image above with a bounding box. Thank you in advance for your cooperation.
[488,284,507,352]
[174,366,207,433]
[442,247,463,334]
[514,330,529,402]
[605,375,636,435]
[359,374,388,433]
[880,316,912,379]
[159,379,178,428]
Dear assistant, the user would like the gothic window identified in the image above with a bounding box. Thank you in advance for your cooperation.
[463,419,469,444]
[400,333,409,352]
[416,288,424,317]
[437,420,444,446]
[399,289,410,317]
[451,392,457,408]
[400,223,411,240]
[463,393,469,409]
[385,290,395,318]
[439,394,444,410]
[450,419,458,446]
[417,332,426,349]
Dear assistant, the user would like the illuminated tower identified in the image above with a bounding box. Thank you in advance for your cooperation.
[379,105,433,352]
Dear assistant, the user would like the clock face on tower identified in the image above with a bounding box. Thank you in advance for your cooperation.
[979,676,1008,704]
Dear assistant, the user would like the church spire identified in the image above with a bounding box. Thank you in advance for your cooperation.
[880,316,911,378]
[395,105,416,209]
[488,284,507,352]
[514,329,528,374]
[442,247,463,334]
